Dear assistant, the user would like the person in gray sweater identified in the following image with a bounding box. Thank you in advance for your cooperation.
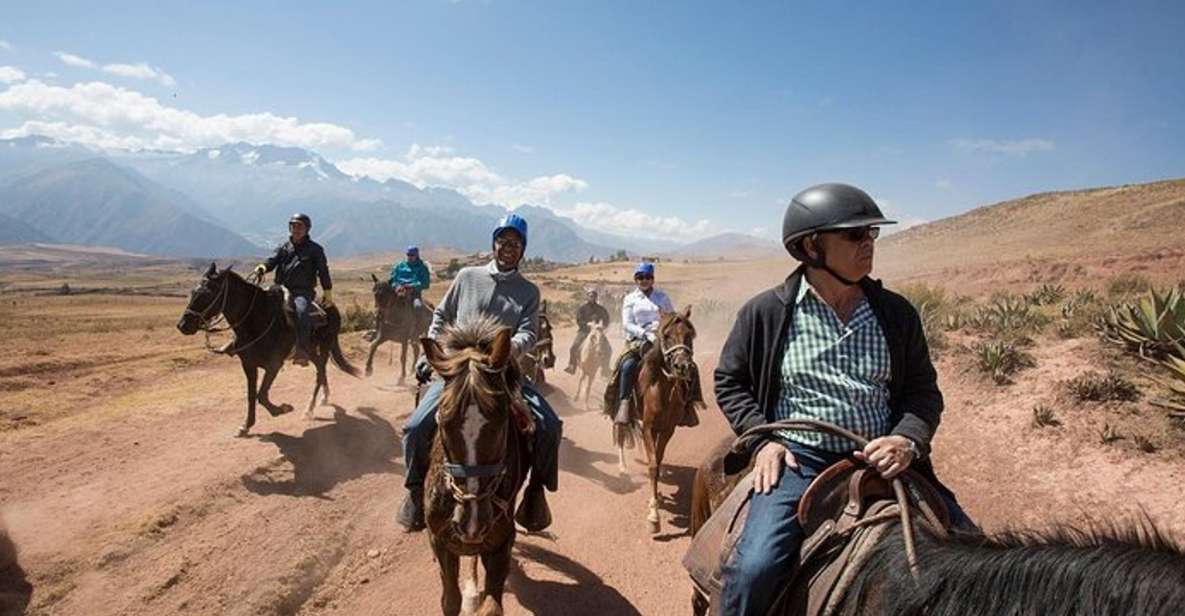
[396,213,562,533]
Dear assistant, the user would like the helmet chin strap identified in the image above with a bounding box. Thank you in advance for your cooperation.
[809,244,862,287]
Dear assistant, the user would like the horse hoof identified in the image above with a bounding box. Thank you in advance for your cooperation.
[365,367,373,377]
[278,404,294,415]
[649,518,661,534]
[235,426,250,438]
[477,596,502,616]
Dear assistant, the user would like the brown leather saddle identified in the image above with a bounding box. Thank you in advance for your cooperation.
[684,458,950,616]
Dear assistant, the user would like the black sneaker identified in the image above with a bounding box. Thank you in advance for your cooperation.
[396,487,425,531]
[515,484,552,532]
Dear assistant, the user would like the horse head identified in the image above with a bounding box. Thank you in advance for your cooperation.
[658,306,696,381]
[178,262,235,335]
[421,318,521,545]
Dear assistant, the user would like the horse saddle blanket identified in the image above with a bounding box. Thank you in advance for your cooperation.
[683,459,950,616]
[271,286,328,329]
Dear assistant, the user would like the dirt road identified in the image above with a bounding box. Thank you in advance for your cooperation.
[3,322,1184,615]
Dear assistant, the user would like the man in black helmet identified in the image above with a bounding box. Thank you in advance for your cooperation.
[252,213,333,365]
[713,183,973,616]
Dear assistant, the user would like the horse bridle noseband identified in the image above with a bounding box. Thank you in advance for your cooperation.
[184,273,275,355]
[657,320,695,382]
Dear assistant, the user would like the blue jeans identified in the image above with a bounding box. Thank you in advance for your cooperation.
[292,293,313,353]
[618,347,646,402]
[720,442,972,616]
[403,380,562,492]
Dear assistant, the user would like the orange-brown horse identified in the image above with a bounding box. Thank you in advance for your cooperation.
[635,306,698,534]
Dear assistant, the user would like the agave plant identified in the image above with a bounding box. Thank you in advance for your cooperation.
[1100,287,1185,360]
[975,340,1033,384]
[1026,283,1066,306]
[973,295,1048,336]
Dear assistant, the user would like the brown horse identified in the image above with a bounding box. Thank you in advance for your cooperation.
[635,306,697,534]
[520,303,554,387]
[177,263,360,436]
[421,318,530,616]
[574,322,608,407]
[0,523,32,616]
[365,273,433,382]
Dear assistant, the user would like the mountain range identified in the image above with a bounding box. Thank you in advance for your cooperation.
[0,136,723,261]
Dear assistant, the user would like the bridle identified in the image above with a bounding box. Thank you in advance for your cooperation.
[657,317,695,382]
[438,359,518,525]
[183,272,275,354]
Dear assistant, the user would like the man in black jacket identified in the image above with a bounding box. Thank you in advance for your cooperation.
[564,288,611,374]
[714,183,972,616]
[253,213,333,364]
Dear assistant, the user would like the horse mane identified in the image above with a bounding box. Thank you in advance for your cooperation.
[841,516,1185,616]
[434,317,522,421]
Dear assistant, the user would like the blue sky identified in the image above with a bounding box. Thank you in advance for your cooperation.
[2,1,1183,241]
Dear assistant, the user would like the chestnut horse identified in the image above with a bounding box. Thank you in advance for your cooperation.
[635,306,697,534]
[421,318,530,616]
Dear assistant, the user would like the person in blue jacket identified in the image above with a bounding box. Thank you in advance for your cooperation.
[372,246,432,335]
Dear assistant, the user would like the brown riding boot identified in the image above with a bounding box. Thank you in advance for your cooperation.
[515,484,552,532]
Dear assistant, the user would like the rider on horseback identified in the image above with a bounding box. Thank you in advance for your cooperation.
[564,288,611,375]
[397,213,563,533]
[250,213,332,366]
[714,183,974,616]
[372,245,431,335]
[607,262,704,427]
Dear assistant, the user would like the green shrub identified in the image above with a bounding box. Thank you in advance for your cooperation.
[1025,283,1066,306]
[1032,405,1060,428]
[342,301,375,333]
[1064,371,1142,402]
[1100,287,1185,360]
[974,340,1034,384]
[1107,272,1152,297]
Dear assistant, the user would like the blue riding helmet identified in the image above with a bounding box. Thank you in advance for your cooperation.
[492,213,529,248]
[406,245,419,256]
[634,262,655,278]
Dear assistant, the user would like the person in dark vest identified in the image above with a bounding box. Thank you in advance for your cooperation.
[252,213,333,366]
[714,183,975,616]
[564,288,611,375]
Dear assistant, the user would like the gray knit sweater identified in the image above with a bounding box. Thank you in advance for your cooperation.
[427,261,541,357]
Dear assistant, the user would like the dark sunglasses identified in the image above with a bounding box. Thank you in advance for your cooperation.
[494,236,524,248]
[825,226,880,242]
[635,275,654,281]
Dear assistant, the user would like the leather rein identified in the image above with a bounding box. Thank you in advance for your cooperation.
[184,272,277,355]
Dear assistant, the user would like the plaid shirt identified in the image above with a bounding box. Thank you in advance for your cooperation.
[775,280,892,452]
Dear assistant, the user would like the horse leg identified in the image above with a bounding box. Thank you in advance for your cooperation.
[239,362,258,438]
[478,535,514,616]
[399,340,408,384]
[256,362,293,417]
[650,427,674,535]
[306,351,327,419]
[432,542,463,616]
[365,336,382,377]
[642,415,661,532]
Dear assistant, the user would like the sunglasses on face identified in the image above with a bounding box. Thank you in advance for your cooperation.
[495,237,523,248]
[635,275,654,281]
[826,226,880,242]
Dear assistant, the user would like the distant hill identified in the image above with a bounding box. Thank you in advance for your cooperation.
[876,178,1185,285]
[0,212,52,244]
[0,158,259,258]
[661,232,781,260]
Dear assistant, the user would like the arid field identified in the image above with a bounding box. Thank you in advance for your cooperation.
[3,180,1185,615]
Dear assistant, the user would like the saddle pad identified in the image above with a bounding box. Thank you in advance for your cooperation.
[682,471,755,600]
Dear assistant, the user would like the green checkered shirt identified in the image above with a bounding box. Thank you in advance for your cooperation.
[775,279,892,452]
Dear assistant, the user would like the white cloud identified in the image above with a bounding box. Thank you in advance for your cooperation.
[43,71,57,79]
[337,144,588,207]
[512,143,534,154]
[54,51,97,69]
[1,120,146,150]
[0,79,382,152]
[935,178,953,190]
[0,66,25,84]
[949,137,1054,157]
[101,62,176,87]
[557,201,712,241]
[0,40,12,51]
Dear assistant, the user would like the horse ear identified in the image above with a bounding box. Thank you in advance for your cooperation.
[370,273,378,283]
[682,305,692,319]
[205,262,217,277]
[488,327,512,370]
[422,337,451,373]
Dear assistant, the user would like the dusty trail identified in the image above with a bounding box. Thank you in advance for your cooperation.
[3,323,1185,615]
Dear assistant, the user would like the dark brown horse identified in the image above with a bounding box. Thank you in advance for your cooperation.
[635,306,697,534]
[177,263,360,436]
[520,303,554,387]
[421,318,530,616]
[688,423,1185,615]
[364,273,432,381]
[0,523,32,616]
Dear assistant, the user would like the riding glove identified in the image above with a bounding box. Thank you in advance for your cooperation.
[415,355,433,383]
[253,263,267,276]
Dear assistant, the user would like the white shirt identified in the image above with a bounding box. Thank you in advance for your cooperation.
[621,288,674,341]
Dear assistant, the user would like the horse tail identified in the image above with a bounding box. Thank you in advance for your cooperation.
[325,306,362,378]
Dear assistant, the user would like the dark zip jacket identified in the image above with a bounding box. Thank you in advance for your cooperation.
[715,266,945,480]
[263,237,332,295]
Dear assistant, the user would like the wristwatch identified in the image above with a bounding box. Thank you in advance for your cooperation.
[905,437,923,460]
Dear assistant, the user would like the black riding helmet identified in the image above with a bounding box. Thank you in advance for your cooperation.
[289,212,312,230]
[782,183,895,285]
